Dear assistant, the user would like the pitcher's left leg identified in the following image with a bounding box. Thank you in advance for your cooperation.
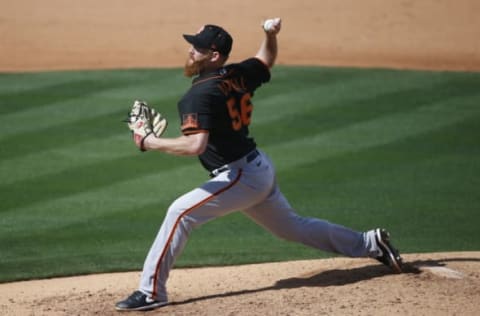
[243,185,375,258]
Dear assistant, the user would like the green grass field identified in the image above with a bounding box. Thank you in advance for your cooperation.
[1,66,479,283]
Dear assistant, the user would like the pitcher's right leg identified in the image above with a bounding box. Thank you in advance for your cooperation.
[137,166,273,304]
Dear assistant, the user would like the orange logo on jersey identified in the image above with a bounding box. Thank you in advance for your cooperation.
[182,113,199,130]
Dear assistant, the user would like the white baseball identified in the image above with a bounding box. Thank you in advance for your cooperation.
[263,18,280,32]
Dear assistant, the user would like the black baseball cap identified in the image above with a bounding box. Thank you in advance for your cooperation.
[183,25,233,56]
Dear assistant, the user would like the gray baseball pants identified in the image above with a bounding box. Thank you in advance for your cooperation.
[139,150,379,301]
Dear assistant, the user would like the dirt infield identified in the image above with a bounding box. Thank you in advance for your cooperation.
[1,0,479,71]
[1,1,479,315]
[1,252,479,315]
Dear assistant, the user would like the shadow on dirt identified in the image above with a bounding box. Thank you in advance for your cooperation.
[169,257,479,306]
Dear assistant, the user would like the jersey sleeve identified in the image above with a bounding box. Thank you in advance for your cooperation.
[225,58,271,92]
[179,90,217,135]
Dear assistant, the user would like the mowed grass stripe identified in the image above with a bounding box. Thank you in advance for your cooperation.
[1,67,466,183]
[0,67,479,282]
[254,72,480,145]
[0,70,477,213]
[0,163,202,235]
[0,66,437,142]
[1,92,475,219]
[0,109,128,160]
[0,121,181,185]
[0,97,179,144]
[0,69,183,115]
[0,97,130,139]
[0,69,391,197]
[250,67,437,125]
[278,114,480,203]
[0,134,131,185]
[265,96,479,170]
[0,99,176,161]
[0,88,182,141]
[4,119,478,278]
[0,69,185,139]
[0,148,195,212]
[0,99,457,210]
[280,114,480,236]
[0,76,133,115]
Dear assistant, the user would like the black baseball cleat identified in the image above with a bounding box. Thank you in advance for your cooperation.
[115,290,168,311]
[374,228,403,273]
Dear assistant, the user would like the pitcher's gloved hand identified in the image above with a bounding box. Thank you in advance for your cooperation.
[125,100,167,151]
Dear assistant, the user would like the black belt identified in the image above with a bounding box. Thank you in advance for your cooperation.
[246,149,260,163]
[209,150,259,177]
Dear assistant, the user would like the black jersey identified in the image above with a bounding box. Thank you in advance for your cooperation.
[178,58,271,171]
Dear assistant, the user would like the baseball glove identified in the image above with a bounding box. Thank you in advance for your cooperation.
[125,100,168,151]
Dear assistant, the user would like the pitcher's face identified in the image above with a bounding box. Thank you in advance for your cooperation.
[184,46,213,77]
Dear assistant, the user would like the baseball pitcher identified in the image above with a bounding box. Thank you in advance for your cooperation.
[116,18,403,311]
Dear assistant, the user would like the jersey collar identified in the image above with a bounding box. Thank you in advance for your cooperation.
[192,68,225,85]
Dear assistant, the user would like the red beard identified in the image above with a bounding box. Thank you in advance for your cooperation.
[184,55,210,77]
[184,58,200,77]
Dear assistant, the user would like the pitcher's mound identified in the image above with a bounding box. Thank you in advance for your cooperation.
[1,252,479,316]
